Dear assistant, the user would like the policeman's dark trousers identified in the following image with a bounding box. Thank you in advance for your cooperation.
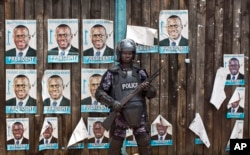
[108,134,152,155]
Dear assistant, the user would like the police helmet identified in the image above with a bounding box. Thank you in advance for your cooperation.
[116,39,136,62]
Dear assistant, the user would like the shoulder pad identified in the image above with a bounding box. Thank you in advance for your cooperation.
[132,63,141,70]
[108,65,120,73]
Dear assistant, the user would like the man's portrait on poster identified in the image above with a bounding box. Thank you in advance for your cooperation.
[159,13,188,47]
[6,74,36,107]
[43,75,70,107]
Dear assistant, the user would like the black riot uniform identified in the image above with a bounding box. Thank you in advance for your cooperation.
[95,39,157,155]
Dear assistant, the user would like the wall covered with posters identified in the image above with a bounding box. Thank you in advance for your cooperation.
[0,0,249,155]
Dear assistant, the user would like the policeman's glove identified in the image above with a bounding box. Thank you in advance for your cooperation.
[112,100,122,112]
[141,82,150,91]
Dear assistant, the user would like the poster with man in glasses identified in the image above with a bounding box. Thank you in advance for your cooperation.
[159,10,189,54]
[5,20,37,64]
[6,69,37,114]
[82,19,114,64]
[47,19,79,63]
[42,70,71,114]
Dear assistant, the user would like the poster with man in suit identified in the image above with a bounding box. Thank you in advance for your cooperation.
[159,10,189,54]
[81,68,109,114]
[42,70,71,114]
[82,19,114,64]
[6,69,37,114]
[6,118,29,150]
[5,20,37,64]
[47,19,79,63]
[224,54,244,85]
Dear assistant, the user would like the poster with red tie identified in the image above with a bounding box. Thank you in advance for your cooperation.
[6,118,29,150]
[5,20,37,64]
[159,10,189,54]
[81,68,109,113]
[6,69,37,114]
[224,54,245,85]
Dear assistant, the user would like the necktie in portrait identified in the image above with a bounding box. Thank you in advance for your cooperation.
[52,101,57,106]
[18,101,23,106]
[95,51,101,56]
[93,100,98,105]
[18,51,23,57]
[16,140,19,145]
[171,42,176,46]
[61,50,65,56]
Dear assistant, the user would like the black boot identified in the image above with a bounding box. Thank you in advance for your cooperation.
[135,134,152,155]
[108,136,124,155]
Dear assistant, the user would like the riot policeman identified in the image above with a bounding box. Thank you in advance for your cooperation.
[95,38,157,155]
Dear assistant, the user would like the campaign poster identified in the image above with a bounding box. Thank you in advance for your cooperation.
[82,19,114,64]
[47,19,79,63]
[126,25,158,53]
[224,54,244,85]
[6,69,37,114]
[66,117,88,149]
[151,115,173,146]
[225,120,244,151]
[226,87,245,119]
[81,68,109,113]
[5,20,37,64]
[6,118,29,150]
[38,117,58,151]
[159,10,189,54]
[42,70,71,114]
[87,117,109,149]
[125,129,137,147]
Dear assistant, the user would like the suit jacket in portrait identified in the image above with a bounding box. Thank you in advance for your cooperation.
[39,136,58,145]
[6,96,36,106]
[7,137,29,145]
[159,36,188,46]
[43,96,70,106]
[6,47,36,56]
[226,73,244,80]
[47,45,79,55]
[83,46,114,56]
[88,136,109,143]
[228,106,244,113]
[81,96,92,105]
[151,134,172,140]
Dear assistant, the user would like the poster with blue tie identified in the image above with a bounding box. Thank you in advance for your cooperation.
[226,87,245,119]
[159,10,189,54]
[38,117,58,151]
[224,54,245,85]
[82,19,115,64]
[5,69,37,114]
[87,117,109,149]
[81,68,110,113]
[6,118,29,150]
[42,70,71,114]
[150,115,173,146]
[5,20,37,64]
[47,19,79,63]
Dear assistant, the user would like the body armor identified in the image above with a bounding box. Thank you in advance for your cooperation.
[111,66,146,127]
